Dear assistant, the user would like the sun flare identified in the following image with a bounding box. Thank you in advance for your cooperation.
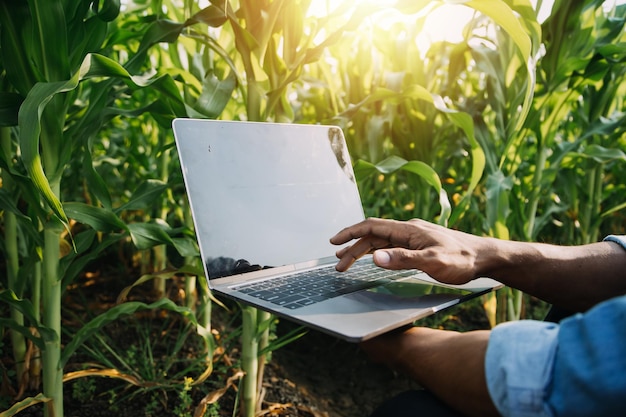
[306,0,475,53]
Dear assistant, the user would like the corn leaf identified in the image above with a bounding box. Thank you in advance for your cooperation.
[0,394,51,417]
[127,222,175,250]
[0,290,57,349]
[60,231,124,288]
[115,179,169,212]
[354,156,451,224]
[19,54,184,227]
[60,298,208,368]
[63,202,127,233]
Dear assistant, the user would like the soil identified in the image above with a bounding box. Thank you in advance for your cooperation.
[2,269,493,417]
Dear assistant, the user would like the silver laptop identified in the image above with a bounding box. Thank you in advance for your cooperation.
[173,118,501,342]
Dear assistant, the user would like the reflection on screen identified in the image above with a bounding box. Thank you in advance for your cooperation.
[175,120,366,280]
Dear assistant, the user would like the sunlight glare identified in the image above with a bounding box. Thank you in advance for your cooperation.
[306,0,625,54]
[307,1,474,53]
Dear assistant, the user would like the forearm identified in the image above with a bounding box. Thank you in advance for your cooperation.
[362,327,498,417]
[478,239,626,311]
[331,218,626,311]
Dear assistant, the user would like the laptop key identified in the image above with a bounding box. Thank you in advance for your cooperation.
[271,294,307,306]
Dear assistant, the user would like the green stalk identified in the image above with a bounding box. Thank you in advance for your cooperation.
[184,204,203,317]
[40,109,64,417]
[42,218,63,417]
[524,144,549,241]
[1,127,27,386]
[506,288,524,321]
[581,165,603,244]
[591,164,603,243]
[29,261,42,389]
[581,167,597,245]
[153,129,170,298]
[240,305,258,417]
[255,310,271,409]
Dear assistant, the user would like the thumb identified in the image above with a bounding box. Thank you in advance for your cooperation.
[373,248,418,270]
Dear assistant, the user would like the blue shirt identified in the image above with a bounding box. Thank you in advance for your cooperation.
[485,235,626,417]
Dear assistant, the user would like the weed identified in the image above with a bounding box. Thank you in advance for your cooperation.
[71,377,97,403]
[204,402,221,417]
[172,377,194,417]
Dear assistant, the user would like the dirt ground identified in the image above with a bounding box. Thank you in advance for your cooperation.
[3,272,492,417]
[264,322,422,417]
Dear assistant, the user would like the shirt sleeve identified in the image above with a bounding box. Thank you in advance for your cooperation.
[603,234,626,251]
[485,320,559,417]
[486,296,626,417]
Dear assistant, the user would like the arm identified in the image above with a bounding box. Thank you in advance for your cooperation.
[361,327,498,417]
[330,218,626,311]
[362,294,626,417]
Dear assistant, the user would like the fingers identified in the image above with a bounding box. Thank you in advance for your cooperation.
[331,218,421,271]
[330,218,402,246]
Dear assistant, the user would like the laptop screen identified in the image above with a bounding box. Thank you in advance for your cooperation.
[173,119,366,281]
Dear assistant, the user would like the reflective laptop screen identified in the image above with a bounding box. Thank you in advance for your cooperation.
[173,119,365,281]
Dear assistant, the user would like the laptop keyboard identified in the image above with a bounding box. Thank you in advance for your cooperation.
[233,261,414,310]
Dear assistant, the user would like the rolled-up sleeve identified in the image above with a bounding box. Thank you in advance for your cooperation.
[486,297,626,417]
[485,321,559,417]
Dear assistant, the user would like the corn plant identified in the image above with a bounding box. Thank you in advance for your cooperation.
[0,1,231,415]
[522,0,626,244]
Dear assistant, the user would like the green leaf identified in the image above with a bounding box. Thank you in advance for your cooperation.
[60,232,124,289]
[60,298,205,367]
[430,95,486,224]
[186,70,237,119]
[116,179,169,212]
[30,0,70,81]
[354,156,451,224]
[0,189,30,221]
[63,202,127,232]
[117,263,204,302]
[19,53,186,228]
[83,145,113,211]
[485,171,513,239]
[186,3,228,28]
[0,290,57,349]
[127,222,175,250]
[95,0,121,22]
[0,2,38,95]
[171,237,200,258]
[570,144,626,164]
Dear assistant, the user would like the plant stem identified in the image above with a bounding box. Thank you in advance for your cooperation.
[29,261,42,389]
[581,166,597,245]
[240,305,258,417]
[153,129,170,297]
[525,144,549,241]
[184,203,203,318]
[256,310,271,410]
[39,114,64,416]
[43,220,63,417]
[1,126,27,386]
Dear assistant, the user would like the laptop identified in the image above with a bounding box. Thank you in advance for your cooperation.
[173,118,501,342]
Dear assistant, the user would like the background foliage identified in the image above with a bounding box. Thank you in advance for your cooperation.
[1,0,625,415]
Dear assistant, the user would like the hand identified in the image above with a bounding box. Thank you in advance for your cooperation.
[330,218,494,285]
